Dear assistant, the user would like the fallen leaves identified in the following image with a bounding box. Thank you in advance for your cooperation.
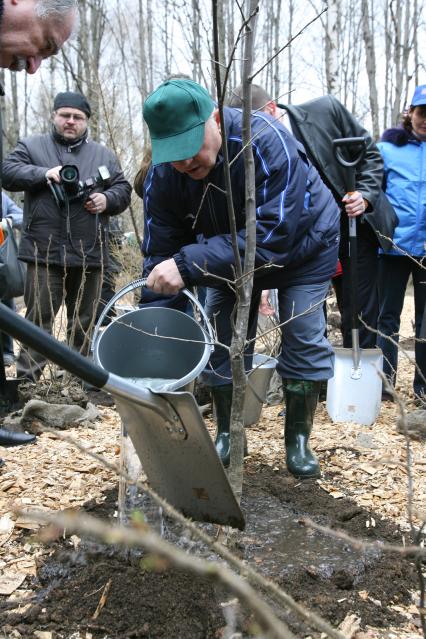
[0,572,26,595]
[317,482,345,499]
[0,408,120,617]
[0,513,15,546]
[338,613,361,637]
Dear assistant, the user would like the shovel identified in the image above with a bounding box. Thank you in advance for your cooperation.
[0,300,245,529]
[326,137,383,426]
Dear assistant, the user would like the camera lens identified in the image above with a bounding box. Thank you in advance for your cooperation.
[60,164,80,195]
[62,166,78,182]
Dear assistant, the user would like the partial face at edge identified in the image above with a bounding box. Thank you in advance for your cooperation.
[0,0,76,74]
[171,113,222,180]
[410,105,426,141]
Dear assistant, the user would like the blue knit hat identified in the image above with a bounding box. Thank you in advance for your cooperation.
[411,85,426,107]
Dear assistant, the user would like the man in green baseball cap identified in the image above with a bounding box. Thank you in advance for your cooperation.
[141,79,340,478]
[143,79,221,179]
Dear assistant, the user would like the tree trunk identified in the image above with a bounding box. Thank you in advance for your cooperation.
[361,0,379,138]
[287,0,293,103]
[325,0,340,96]
[9,74,20,149]
[228,0,259,499]
[383,0,391,129]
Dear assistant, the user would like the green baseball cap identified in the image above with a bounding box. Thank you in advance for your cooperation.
[143,79,215,165]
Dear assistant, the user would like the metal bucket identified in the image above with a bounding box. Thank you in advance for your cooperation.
[244,353,278,426]
[94,306,211,392]
[92,279,214,393]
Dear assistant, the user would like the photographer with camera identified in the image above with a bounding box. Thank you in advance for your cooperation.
[2,91,132,382]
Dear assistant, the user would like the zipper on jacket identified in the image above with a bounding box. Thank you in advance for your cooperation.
[25,207,38,231]
[414,142,424,255]
[204,178,222,236]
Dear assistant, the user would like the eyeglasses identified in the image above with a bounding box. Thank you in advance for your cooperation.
[55,112,87,122]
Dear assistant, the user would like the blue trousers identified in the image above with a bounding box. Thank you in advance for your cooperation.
[200,281,334,387]
[377,254,426,397]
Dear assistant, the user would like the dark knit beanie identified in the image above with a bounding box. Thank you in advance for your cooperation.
[53,92,91,118]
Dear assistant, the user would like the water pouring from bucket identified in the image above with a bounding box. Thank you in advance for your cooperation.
[0,296,245,528]
[92,279,223,527]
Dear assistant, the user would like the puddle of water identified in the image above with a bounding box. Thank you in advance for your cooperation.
[240,491,381,581]
[115,483,381,584]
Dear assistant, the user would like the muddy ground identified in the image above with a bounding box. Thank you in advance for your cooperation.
[0,292,424,638]
[1,390,424,639]
[0,455,422,639]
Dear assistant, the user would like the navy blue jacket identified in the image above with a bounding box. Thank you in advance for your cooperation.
[142,108,340,295]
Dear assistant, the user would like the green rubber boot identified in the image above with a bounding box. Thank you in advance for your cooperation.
[283,379,322,479]
[211,385,247,467]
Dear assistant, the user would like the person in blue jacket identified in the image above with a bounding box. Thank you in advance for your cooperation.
[377,84,426,403]
[0,192,23,366]
[142,79,340,478]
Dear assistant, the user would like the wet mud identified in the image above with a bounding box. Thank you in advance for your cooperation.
[0,461,419,638]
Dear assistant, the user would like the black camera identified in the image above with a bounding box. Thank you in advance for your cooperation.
[49,164,111,208]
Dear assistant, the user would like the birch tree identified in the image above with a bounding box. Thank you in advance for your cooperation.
[324,0,340,95]
[361,0,380,138]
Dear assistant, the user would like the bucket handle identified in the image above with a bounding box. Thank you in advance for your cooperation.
[92,278,215,352]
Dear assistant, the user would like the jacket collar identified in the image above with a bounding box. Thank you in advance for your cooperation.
[51,126,88,150]
[381,126,420,146]
[280,103,323,165]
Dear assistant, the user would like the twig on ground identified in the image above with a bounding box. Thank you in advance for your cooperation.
[92,578,112,619]
[302,517,426,557]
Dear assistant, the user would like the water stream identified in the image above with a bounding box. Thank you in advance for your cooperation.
[127,377,180,392]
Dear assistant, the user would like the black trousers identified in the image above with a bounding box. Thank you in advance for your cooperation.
[17,263,102,380]
[377,255,426,397]
[338,217,379,349]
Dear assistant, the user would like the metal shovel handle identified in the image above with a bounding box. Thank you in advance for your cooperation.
[0,300,109,389]
[92,278,215,351]
[332,137,367,191]
[333,137,367,371]
[0,301,180,422]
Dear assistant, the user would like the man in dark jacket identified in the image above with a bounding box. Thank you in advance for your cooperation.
[142,79,340,479]
[2,91,132,381]
[228,85,398,349]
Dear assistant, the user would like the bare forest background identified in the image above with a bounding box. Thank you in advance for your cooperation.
[0,0,424,239]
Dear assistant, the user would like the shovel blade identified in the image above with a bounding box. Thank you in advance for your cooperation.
[327,348,383,425]
[114,390,245,529]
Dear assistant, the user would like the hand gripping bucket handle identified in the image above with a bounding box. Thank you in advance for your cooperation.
[92,278,214,345]
[92,279,215,392]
